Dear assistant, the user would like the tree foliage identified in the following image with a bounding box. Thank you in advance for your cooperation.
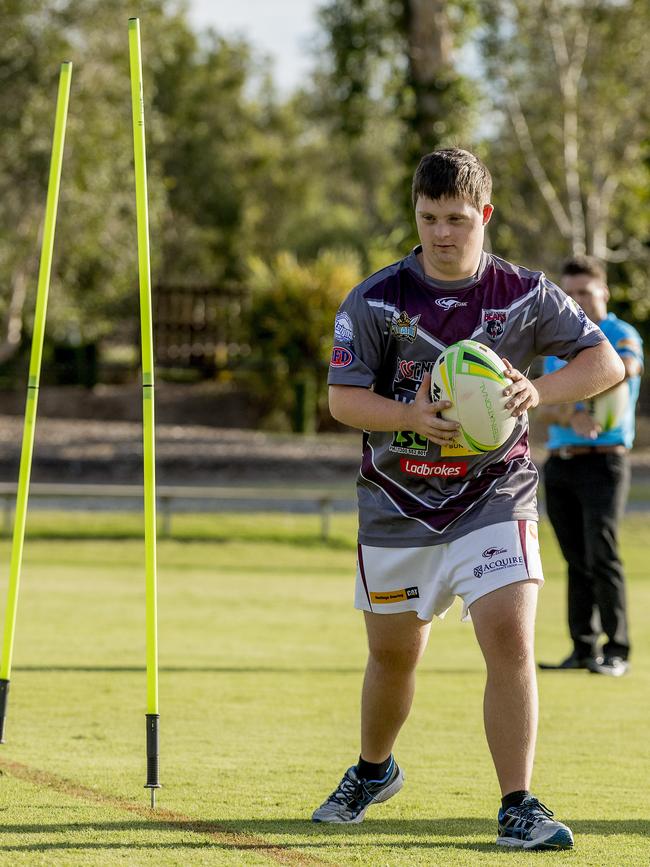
[480,0,650,300]
[313,0,481,225]
[241,249,362,430]
[1,0,648,408]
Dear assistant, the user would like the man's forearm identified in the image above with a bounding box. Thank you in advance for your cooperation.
[329,385,412,431]
[534,342,624,406]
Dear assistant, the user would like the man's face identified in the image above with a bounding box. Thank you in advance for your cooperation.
[414,195,493,281]
[561,273,608,324]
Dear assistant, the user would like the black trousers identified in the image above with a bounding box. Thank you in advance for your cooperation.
[544,452,630,660]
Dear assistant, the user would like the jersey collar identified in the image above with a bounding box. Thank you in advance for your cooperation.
[406,246,488,291]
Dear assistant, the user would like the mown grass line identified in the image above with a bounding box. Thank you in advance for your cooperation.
[0,757,335,866]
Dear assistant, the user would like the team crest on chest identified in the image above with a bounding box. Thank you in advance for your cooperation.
[390,310,421,342]
[482,309,508,340]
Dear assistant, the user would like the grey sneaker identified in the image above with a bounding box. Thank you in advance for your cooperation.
[497,796,574,850]
[312,759,404,823]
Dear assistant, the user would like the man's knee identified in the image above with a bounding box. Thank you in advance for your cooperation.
[367,641,422,674]
[482,617,534,663]
[364,611,430,674]
[472,592,537,666]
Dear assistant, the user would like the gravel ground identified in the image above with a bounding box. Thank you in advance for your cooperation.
[0,416,362,485]
[0,414,649,486]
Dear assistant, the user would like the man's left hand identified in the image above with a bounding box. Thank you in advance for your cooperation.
[502,359,540,417]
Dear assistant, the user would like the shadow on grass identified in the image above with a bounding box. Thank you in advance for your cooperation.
[13,532,356,550]
[2,818,648,855]
[12,665,481,675]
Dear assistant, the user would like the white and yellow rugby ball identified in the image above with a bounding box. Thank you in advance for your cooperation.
[431,339,516,454]
[587,381,628,432]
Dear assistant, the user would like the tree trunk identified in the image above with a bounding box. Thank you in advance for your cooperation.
[405,0,454,148]
[0,269,29,365]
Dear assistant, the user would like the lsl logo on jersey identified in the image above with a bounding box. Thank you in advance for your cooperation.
[390,311,421,343]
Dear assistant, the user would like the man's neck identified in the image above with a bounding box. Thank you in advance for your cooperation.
[417,250,483,283]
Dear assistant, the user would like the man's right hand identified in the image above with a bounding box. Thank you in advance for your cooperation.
[405,372,461,445]
[570,409,601,440]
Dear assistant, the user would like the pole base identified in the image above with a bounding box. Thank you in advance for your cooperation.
[0,679,9,744]
[145,713,161,806]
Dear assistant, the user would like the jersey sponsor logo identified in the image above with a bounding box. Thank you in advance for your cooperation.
[435,297,468,310]
[393,357,435,386]
[400,458,468,478]
[330,346,353,367]
[473,555,524,579]
[334,311,354,343]
[390,310,421,342]
[370,586,419,604]
[482,309,507,340]
[440,437,478,457]
[389,430,429,456]
[482,547,507,558]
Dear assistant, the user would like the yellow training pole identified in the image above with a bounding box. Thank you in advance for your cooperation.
[0,62,72,743]
[129,17,161,808]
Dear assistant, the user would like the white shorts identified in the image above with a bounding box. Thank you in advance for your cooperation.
[355,520,544,621]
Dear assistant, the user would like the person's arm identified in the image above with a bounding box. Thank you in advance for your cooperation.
[536,404,601,439]
[537,352,639,432]
[502,341,625,417]
[329,372,460,446]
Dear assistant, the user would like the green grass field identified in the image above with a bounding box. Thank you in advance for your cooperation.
[0,511,649,865]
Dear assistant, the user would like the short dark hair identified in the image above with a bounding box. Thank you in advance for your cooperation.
[412,148,492,211]
[561,255,607,283]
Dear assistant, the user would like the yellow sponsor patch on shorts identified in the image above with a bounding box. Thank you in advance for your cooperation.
[370,587,419,604]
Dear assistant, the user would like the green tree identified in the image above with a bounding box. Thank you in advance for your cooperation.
[314,0,480,223]
[0,0,275,370]
[479,0,650,309]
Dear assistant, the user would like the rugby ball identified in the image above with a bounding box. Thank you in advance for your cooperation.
[431,339,516,453]
[587,381,628,432]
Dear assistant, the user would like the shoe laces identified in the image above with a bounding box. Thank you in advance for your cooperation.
[513,797,554,824]
[326,771,364,805]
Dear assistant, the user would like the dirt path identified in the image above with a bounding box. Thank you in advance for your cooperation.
[1,415,649,486]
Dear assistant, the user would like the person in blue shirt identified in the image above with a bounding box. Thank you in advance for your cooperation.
[538,256,643,676]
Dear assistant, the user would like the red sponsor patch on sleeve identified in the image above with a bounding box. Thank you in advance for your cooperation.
[330,346,354,368]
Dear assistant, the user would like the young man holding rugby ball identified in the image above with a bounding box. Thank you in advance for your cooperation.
[313,148,623,850]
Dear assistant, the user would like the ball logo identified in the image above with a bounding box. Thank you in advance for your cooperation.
[330,346,353,367]
[400,459,468,478]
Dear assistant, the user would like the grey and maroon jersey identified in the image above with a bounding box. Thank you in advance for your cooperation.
[328,247,605,547]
